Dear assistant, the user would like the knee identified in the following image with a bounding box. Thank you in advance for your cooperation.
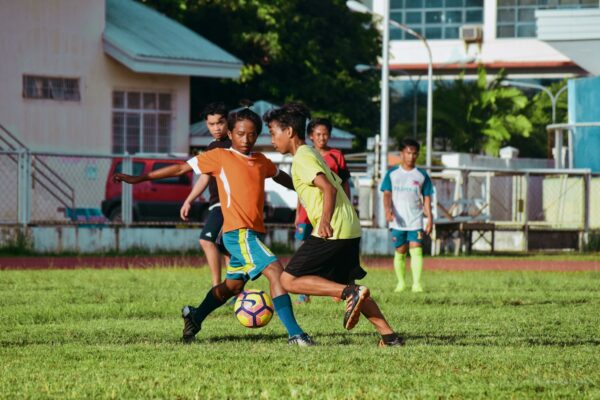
[200,239,215,250]
[280,272,294,292]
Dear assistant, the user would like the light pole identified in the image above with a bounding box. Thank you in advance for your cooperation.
[500,80,568,167]
[347,0,434,171]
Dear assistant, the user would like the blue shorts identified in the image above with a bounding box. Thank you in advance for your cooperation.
[222,229,278,282]
[295,223,313,241]
[391,229,424,248]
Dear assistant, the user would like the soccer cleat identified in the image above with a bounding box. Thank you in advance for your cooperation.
[411,285,423,293]
[181,305,201,343]
[378,335,406,347]
[394,283,406,293]
[343,285,370,330]
[288,333,316,346]
[295,294,311,304]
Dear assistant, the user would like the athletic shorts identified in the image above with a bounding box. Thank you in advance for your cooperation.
[222,229,277,282]
[200,205,224,242]
[285,236,367,285]
[294,223,313,242]
[391,229,424,247]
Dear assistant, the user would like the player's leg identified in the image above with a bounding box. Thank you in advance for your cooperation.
[294,223,313,305]
[181,278,245,343]
[392,230,409,292]
[281,236,370,331]
[408,230,425,292]
[360,297,405,346]
[199,206,226,287]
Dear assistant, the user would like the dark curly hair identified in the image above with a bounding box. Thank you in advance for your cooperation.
[307,118,332,136]
[201,102,228,120]
[227,107,262,133]
[262,103,311,140]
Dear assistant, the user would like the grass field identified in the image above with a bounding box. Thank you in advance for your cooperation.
[1,266,599,399]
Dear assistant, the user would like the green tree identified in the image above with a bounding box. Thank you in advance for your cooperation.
[508,80,568,158]
[140,0,381,145]
[431,67,532,156]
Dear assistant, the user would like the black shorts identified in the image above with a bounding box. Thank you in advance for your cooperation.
[200,206,228,255]
[285,236,366,284]
[200,206,223,242]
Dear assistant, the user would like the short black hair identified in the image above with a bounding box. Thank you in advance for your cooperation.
[227,107,262,133]
[201,102,228,120]
[307,118,332,136]
[262,103,311,140]
[400,138,420,152]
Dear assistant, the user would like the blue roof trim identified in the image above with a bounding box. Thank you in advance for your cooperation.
[104,0,243,77]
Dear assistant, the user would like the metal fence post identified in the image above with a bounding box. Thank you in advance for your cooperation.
[523,172,529,252]
[17,149,31,225]
[582,171,591,251]
[121,153,133,226]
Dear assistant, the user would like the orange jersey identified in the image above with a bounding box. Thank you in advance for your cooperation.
[187,148,278,233]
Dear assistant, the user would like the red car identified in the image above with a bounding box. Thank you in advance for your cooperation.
[101,158,209,222]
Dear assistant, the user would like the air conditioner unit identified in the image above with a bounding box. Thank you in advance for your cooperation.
[460,25,483,44]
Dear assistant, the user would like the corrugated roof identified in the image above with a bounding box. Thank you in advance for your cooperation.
[103,0,243,77]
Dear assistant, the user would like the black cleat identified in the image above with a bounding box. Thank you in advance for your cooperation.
[181,305,201,343]
[378,334,405,347]
[343,285,370,330]
[288,333,316,346]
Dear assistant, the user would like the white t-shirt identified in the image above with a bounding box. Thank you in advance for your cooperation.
[380,166,433,231]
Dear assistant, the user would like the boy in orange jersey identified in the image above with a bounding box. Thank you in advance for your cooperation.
[113,108,313,346]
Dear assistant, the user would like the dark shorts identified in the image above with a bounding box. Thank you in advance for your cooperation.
[200,206,223,242]
[285,236,367,284]
[200,206,228,255]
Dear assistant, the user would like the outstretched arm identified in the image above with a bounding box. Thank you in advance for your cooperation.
[180,174,211,221]
[273,170,295,191]
[313,173,337,239]
[113,163,192,185]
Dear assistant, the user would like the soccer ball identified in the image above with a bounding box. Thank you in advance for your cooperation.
[234,289,274,328]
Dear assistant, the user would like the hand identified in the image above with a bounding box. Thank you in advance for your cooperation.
[112,173,143,185]
[385,209,394,223]
[180,202,191,221]
[424,219,432,236]
[318,220,333,239]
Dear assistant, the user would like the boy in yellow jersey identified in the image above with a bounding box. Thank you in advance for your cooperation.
[113,108,313,346]
[264,103,404,346]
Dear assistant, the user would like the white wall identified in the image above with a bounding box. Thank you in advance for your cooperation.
[0,0,190,154]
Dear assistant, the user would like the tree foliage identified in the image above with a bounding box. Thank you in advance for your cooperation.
[432,67,532,156]
[139,0,382,143]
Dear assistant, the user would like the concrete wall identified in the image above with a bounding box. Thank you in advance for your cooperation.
[569,76,600,173]
[0,0,190,154]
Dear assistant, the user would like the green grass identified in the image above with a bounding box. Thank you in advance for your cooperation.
[1,267,599,399]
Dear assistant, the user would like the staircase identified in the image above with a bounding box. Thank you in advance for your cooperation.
[0,123,75,219]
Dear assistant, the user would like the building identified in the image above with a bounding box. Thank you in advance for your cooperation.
[370,0,596,79]
[0,0,243,155]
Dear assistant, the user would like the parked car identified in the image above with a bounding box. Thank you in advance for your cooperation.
[101,158,209,222]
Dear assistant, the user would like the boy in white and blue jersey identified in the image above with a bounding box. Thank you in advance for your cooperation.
[380,139,433,292]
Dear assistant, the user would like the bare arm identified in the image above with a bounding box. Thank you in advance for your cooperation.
[180,174,211,221]
[383,191,394,223]
[342,180,351,199]
[273,170,295,191]
[423,195,433,235]
[113,163,192,185]
[313,173,337,238]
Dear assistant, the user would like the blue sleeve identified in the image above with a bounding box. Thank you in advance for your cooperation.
[418,168,433,197]
[380,170,392,192]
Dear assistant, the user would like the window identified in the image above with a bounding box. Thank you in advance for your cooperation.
[390,0,483,40]
[497,0,598,38]
[112,90,172,154]
[22,75,80,101]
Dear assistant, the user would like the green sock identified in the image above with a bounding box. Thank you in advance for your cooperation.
[393,252,406,292]
[409,247,423,292]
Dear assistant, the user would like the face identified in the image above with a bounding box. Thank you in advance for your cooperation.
[268,121,293,154]
[401,145,419,168]
[206,114,228,140]
[228,119,258,155]
[309,125,331,150]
